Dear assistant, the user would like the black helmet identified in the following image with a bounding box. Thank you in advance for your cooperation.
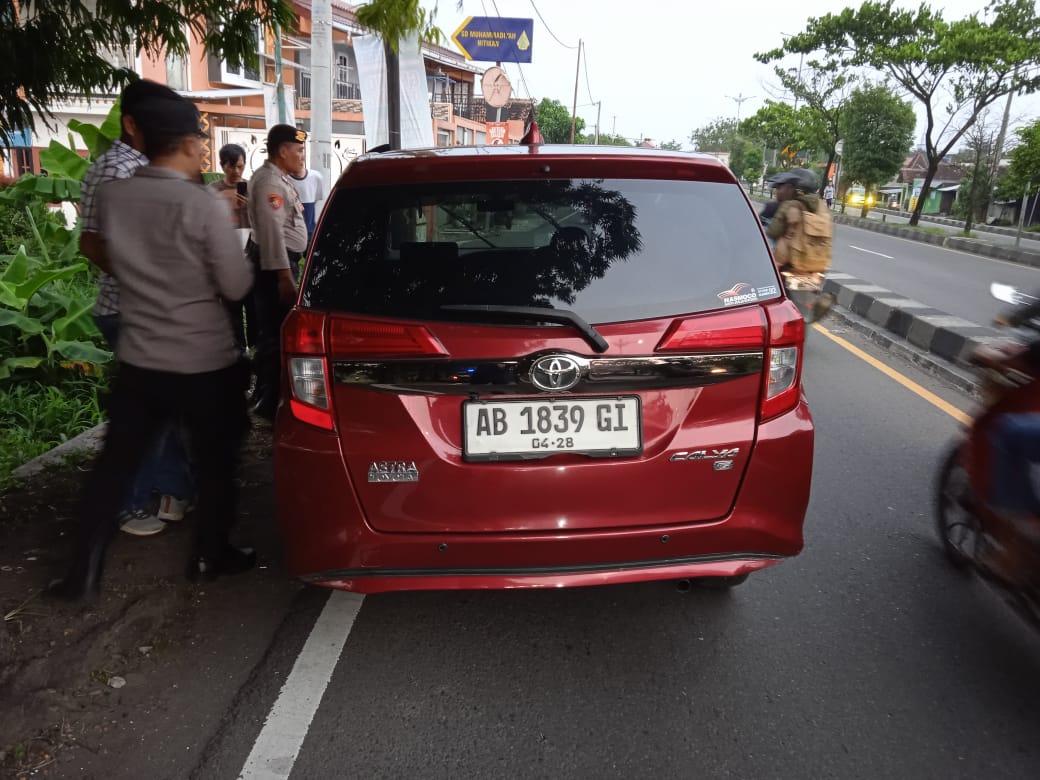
[772,168,819,193]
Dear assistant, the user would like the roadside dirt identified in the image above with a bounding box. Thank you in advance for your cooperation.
[0,423,301,780]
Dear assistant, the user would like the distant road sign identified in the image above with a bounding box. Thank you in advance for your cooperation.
[451,16,533,63]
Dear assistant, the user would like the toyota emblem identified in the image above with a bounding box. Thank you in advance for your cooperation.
[529,355,582,392]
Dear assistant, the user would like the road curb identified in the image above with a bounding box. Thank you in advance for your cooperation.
[820,306,980,398]
[11,422,106,482]
[822,271,1003,376]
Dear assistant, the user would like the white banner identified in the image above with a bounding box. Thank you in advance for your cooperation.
[397,33,434,149]
[354,35,389,148]
[263,85,296,128]
[353,33,433,150]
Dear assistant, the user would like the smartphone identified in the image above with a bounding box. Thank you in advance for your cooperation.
[236,181,248,197]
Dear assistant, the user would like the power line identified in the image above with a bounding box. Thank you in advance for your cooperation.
[528,0,579,50]
[582,45,595,104]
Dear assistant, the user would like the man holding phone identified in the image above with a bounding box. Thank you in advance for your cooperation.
[210,144,255,356]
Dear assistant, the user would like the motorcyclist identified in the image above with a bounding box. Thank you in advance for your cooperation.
[766,168,834,322]
[975,296,1040,586]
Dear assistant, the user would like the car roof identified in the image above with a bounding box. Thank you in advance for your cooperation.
[335,144,737,189]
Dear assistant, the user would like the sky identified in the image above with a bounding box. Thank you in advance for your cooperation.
[423,0,1040,151]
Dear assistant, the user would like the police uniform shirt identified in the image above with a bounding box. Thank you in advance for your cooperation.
[248,160,308,271]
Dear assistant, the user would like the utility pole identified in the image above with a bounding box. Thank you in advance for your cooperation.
[726,92,754,122]
[273,19,287,123]
[310,0,333,194]
[594,101,601,145]
[988,66,1018,211]
[570,39,583,143]
[1016,180,1032,248]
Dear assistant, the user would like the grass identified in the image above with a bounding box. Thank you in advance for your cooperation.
[0,377,106,490]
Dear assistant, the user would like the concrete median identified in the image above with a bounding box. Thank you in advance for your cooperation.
[822,272,1004,370]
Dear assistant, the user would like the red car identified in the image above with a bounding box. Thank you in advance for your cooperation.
[274,144,814,594]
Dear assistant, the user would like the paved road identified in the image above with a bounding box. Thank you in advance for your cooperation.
[175,323,1040,780]
[831,223,1040,326]
[856,209,1040,254]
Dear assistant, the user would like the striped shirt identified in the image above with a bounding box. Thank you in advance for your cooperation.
[79,139,147,316]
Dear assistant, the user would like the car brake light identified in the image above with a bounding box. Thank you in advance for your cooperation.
[655,307,766,352]
[760,301,804,421]
[329,317,448,357]
[283,309,334,430]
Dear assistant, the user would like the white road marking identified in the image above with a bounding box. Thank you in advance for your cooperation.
[239,590,365,780]
[849,245,895,259]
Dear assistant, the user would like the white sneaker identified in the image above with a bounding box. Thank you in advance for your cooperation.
[119,509,166,536]
[157,495,193,523]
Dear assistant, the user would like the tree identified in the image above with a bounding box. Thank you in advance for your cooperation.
[840,83,916,217]
[953,114,997,234]
[1001,119,1040,199]
[739,101,826,164]
[1,1,294,146]
[760,62,856,196]
[728,138,748,180]
[690,117,738,152]
[756,0,1040,226]
[659,139,683,151]
[742,146,765,188]
[536,98,584,144]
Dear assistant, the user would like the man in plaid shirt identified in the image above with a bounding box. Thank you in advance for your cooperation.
[80,79,196,537]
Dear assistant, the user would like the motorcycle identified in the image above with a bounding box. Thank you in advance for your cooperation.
[935,283,1040,627]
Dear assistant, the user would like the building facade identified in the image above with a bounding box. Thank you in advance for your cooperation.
[3,1,534,181]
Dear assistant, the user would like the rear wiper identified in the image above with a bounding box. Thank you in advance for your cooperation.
[440,304,609,353]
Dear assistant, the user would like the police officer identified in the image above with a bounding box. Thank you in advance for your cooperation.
[247,124,308,420]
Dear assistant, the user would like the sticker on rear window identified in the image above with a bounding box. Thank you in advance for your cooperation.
[717,283,759,306]
[757,285,779,298]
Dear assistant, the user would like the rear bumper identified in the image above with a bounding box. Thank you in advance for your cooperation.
[274,399,813,593]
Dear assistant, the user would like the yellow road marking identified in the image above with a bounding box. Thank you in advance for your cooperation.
[811,323,971,425]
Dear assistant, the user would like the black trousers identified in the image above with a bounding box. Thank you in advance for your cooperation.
[251,249,301,413]
[70,362,248,575]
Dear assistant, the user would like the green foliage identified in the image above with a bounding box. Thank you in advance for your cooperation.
[659,139,683,151]
[840,83,916,216]
[536,98,585,144]
[757,0,1040,223]
[1001,118,1040,197]
[0,215,111,382]
[743,146,765,184]
[0,378,105,489]
[586,133,632,147]
[690,117,739,152]
[355,0,444,49]
[728,138,747,179]
[739,101,826,158]
[0,1,294,146]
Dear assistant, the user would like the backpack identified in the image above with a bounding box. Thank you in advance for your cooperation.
[789,200,833,273]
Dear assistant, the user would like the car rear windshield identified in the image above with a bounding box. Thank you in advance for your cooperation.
[302,178,779,324]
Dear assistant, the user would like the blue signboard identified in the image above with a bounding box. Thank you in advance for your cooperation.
[451,17,534,63]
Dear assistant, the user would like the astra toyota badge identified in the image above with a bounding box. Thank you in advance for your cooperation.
[529,355,582,392]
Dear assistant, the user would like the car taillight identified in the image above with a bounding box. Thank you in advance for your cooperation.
[655,307,766,352]
[282,309,334,431]
[329,317,447,357]
[760,301,804,421]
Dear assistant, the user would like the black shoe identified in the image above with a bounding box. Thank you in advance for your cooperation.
[187,545,257,583]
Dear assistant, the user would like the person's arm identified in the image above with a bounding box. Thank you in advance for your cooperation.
[204,195,254,302]
[78,164,112,272]
[79,232,112,274]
